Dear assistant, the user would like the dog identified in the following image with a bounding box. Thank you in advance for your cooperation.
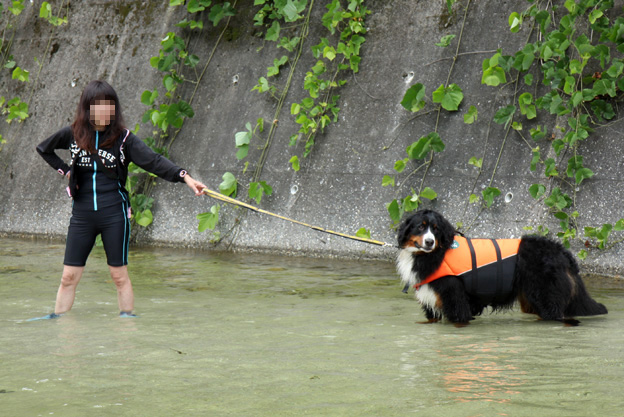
[396,209,608,326]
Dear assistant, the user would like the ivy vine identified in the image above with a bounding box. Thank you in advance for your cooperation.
[198,0,370,235]
[1,1,68,148]
[133,0,236,232]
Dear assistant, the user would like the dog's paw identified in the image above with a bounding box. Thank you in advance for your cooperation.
[561,318,580,326]
[418,318,440,324]
[453,322,470,328]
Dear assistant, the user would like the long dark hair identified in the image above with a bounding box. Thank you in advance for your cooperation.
[71,80,126,152]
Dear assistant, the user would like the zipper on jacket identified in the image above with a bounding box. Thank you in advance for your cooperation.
[93,131,99,211]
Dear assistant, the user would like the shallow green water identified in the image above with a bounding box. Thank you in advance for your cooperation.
[1,237,623,417]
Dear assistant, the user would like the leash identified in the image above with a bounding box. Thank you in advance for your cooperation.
[202,188,396,248]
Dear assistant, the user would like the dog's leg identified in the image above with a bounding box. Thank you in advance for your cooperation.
[435,279,473,325]
[418,306,441,324]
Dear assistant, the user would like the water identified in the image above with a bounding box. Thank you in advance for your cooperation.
[1,237,623,416]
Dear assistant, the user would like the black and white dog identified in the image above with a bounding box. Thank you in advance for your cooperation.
[396,209,607,326]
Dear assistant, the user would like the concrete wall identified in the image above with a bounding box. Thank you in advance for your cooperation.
[1,0,623,276]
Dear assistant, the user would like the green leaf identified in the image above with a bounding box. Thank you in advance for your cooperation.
[530,148,540,171]
[394,158,408,173]
[249,181,273,204]
[406,132,445,160]
[529,183,546,199]
[267,55,288,77]
[493,105,516,128]
[575,168,594,185]
[482,187,501,208]
[11,67,29,82]
[6,99,29,123]
[464,105,478,124]
[530,125,546,141]
[235,130,251,147]
[350,53,361,72]
[589,9,603,24]
[278,36,300,52]
[141,89,159,106]
[282,0,304,22]
[219,172,237,197]
[593,79,617,97]
[135,209,154,227]
[482,54,507,86]
[382,175,395,187]
[435,34,456,47]
[518,92,536,119]
[403,193,420,213]
[289,155,300,171]
[9,0,25,15]
[400,83,426,113]
[186,0,210,13]
[185,53,200,68]
[208,2,236,26]
[323,46,337,61]
[235,126,252,160]
[39,2,51,18]
[432,83,463,111]
[387,199,401,223]
[266,20,280,41]
[544,158,558,177]
[482,66,507,86]
[419,187,437,201]
[606,61,624,78]
[508,12,522,33]
[446,0,457,13]
[236,146,249,160]
[177,100,194,118]
[468,157,482,168]
[197,205,220,232]
[163,75,176,91]
[356,228,372,239]
[591,100,615,121]
[545,188,570,210]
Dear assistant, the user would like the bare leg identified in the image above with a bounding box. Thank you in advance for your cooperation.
[109,265,134,313]
[55,265,85,314]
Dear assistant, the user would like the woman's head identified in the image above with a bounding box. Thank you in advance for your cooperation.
[72,80,126,152]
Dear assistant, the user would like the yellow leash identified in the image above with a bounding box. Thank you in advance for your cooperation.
[202,188,395,248]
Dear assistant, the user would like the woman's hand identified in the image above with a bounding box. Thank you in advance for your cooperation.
[184,175,207,196]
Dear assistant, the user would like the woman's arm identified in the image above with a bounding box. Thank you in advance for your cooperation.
[125,133,206,194]
[36,126,73,175]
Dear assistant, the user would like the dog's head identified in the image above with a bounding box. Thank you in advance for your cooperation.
[397,209,456,254]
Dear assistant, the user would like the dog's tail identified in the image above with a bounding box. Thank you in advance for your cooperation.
[565,273,608,317]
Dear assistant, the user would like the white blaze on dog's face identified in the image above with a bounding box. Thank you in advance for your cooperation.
[402,223,437,253]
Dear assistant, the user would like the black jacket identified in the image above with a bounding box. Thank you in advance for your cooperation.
[36,126,187,198]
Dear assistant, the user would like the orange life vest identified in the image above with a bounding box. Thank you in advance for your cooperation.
[415,236,521,304]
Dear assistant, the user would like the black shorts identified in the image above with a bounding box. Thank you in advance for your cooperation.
[64,201,131,267]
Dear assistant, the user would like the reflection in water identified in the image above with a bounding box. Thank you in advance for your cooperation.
[438,340,525,403]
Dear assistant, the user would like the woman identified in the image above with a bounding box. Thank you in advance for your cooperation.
[36,80,206,318]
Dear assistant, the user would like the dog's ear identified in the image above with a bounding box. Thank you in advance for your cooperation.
[436,213,456,249]
[397,211,423,246]
[397,214,413,246]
